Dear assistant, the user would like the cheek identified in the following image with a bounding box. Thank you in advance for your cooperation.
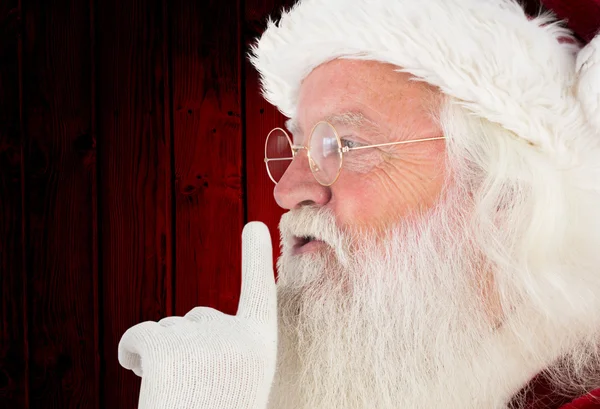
[330,179,391,228]
[329,174,417,231]
[330,147,446,229]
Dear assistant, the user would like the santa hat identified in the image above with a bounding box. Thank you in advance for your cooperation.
[250,0,600,151]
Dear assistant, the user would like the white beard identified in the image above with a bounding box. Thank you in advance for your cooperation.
[266,102,600,409]
[268,188,543,409]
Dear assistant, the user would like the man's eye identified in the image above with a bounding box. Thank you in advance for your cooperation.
[340,138,362,150]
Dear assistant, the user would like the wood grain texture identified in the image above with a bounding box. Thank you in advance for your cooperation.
[21,0,98,407]
[244,0,294,267]
[96,0,172,407]
[171,0,244,316]
[0,1,28,408]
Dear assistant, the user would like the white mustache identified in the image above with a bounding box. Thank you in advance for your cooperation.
[279,207,341,247]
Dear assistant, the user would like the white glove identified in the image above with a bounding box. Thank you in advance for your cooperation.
[118,222,277,409]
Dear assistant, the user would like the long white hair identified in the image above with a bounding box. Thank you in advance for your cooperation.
[442,96,600,400]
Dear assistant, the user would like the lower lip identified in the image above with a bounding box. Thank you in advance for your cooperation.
[293,239,326,255]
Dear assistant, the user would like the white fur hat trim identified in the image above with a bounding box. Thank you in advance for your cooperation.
[250,0,588,152]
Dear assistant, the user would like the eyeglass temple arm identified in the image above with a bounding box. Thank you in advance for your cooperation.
[342,136,446,152]
[264,146,306,162]
[265,138,445,161]
[264,157,294,162]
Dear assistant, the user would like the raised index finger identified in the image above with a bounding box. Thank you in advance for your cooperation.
[236,222,277,325]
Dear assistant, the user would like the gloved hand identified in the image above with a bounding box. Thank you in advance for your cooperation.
[118,222,277,409]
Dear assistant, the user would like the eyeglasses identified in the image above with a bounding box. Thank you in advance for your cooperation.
[264,120,445,186]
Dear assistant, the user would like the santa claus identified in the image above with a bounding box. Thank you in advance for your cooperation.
[118,0,600,408]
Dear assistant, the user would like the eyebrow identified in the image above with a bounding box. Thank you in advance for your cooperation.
[285,111,378,139]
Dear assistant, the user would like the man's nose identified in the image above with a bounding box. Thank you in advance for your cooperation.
[273,150,331,210]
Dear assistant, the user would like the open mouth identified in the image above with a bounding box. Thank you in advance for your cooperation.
[297,235,315,246]
[292,235,324,254]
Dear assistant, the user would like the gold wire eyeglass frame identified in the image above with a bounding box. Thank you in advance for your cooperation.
[264,120,446,187]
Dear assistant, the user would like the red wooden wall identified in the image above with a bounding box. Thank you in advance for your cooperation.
[0,0,291,407]
[0,0,597,408]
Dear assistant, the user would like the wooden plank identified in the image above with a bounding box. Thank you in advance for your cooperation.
[96,0,172,407]
[89,0,101,406]
[20,0,99,407]
[0,1,28,407]
[171,0,245,316]
[244,0,294,267]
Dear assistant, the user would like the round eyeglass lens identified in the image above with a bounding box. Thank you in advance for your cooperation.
[265,128,294,183]
[308,121,342,186]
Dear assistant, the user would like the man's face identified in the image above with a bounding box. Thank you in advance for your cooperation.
[273,59,447,237]
[269,60,526,409]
